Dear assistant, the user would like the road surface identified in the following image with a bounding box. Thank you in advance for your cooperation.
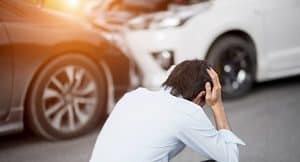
[0,76,300,162]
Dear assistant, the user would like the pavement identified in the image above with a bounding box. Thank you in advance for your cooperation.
[0,76,300,162]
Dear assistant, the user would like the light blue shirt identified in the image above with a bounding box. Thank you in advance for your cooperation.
[89,88,245,162]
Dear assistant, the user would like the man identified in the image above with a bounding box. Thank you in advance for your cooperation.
[89,60,245,162]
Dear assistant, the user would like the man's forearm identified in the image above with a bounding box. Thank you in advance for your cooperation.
[211,102,231,130]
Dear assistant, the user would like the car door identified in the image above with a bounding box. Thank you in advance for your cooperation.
[0,23,13,120]
[261,0,300,75]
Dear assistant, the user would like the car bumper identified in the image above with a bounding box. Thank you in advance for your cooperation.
[122,27,207,89]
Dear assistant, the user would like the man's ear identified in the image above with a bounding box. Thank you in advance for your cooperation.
[193,91,206,106]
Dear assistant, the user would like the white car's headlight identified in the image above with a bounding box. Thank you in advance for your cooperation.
[127,16,152,30]
[127,2,211,31]
[149,17,187,29]
[128,15,188,30]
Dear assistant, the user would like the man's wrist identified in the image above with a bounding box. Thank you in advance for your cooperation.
[210,101,231,130]
[211,101,224,111]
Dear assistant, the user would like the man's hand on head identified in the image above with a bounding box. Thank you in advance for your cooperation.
[205,68,223,110]
[205,68,230,130]
[192,67,222,108]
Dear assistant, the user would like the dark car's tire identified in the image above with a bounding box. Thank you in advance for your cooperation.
[207,35,256,99]
[26,54,107,140]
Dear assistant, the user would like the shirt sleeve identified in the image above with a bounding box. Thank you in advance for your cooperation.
[176,109,245,162]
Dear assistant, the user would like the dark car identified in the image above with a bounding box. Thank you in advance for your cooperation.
[0,0,136,140]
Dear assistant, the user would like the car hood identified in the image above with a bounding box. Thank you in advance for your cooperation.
[137,2,212,22]
[126,1,212,30]
[5,0,88,29]
[30,9,87,29]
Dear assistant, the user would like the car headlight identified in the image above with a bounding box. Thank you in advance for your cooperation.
[151,50,175,70]
[149,17,187,29]
[128,15,187,30]
[127,2,212,30]
[127,16,153,30]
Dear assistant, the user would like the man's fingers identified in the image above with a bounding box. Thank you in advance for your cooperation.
[207,68,221,88]
[209,68,221,85]
[196,91,206,99]
[206,68,219,87]
[206,68,214,79]
[205,68,223,107]
[193,91,206,105]
[205,82,212,100]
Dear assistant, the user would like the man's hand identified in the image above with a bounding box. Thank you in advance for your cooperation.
[205,68,222,108]
[206,68,230,130]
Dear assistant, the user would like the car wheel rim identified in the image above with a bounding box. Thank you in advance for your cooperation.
[42,65,98,133]
[218,47,252,95]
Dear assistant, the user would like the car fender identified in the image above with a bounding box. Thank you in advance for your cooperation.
[179,2,264,80]
[99,61,115,114]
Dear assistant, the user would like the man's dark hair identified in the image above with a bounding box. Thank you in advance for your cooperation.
[162,59,213,101]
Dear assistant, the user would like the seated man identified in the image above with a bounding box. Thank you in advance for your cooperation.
[89,60,245,162]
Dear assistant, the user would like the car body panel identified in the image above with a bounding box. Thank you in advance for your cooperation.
[0,23,13,120]
[259,0,300,79]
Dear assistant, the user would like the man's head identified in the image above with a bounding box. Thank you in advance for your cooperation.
[162,59,213,102]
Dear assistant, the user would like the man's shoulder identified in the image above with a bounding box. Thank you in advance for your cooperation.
[121,87,147,99]
[126,87,149,95]
[172,97,202,114]
[128,87,203,114]
[122,87,208,119]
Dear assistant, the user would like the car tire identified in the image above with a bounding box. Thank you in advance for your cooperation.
[26,54,107,140]
[207,35,256,99]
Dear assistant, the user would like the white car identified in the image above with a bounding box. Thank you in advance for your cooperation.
[122,0,300,98]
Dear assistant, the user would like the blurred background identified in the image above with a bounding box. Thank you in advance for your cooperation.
[0,0,299,161]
